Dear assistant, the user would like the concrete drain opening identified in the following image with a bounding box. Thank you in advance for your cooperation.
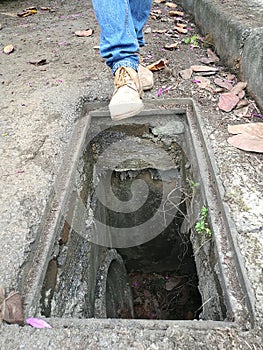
[28,101,253,327]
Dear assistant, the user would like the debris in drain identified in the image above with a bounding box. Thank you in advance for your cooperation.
[0,287,24,326]
[129,272,201,320]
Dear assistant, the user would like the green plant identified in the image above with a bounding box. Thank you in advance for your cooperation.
[195,206,211,236]
[188,179,200,193]
[184,34,199,46]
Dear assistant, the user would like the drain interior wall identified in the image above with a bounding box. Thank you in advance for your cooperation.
[39,113,227,321]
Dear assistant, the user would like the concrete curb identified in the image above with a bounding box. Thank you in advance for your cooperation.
[178,0,263,111]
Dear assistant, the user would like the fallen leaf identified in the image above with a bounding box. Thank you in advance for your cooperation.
[152,29,167,34]
[228,123,263,138]
[214,77,233,91]
[228,133,263,153]
[179,67,192,79]
[218,93,239,112]
[226,73,236,81]
[27,317,52,329]
[193,76,210,89]
[174,26,188,34]
[169,10,184,16]
[165,278,180,291]
[236,99,249,108]
[147,58,169,71]
[151,9,162,15]
[234,105,249,118]
[230,81,247,95]
[75,29,93,37]
[238,90,245,99]
[40,7,54,11]
[199,48,219,64]
[164,42,179,50]
[29,58,47,66]
[176,22,187,28]
[165,2,177,8]
[3,44,14,54]
[17,8,37,17]
[191,65,218,73]
[2,291,24,326]
[154,0,165,3]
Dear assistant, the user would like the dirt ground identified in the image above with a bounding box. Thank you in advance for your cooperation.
[0,0,262,348]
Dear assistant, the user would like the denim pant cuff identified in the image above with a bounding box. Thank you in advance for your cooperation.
[112,59,139,75]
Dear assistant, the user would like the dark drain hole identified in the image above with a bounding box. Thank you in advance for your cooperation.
[96,169,203,320]
[39,124,227,321]
[115,218,203,320]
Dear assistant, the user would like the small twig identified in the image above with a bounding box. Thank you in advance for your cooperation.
[193,238,213,256]
[195,296,214,315]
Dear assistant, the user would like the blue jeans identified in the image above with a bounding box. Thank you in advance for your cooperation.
[92,0,152,74]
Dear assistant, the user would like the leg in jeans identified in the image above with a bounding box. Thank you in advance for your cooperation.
[130,0,152,47]
[92,0,152,74]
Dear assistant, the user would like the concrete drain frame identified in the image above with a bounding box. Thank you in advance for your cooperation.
[21,98,255,330]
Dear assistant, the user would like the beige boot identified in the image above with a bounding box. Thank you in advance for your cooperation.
[138,64,154,91]
[109,66,144,121]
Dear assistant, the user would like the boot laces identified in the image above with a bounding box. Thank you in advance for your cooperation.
[114,67,137,91]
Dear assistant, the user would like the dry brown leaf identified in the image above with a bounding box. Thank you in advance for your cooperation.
[234,105,249,118]
[228,133,263,153]
[231,81,247,95]
[226,73,236,81]
[179,67,192,79]
[147,58,169,71]
[194,76,210,89]
[75,29,93,37]
[29,58,47,66]
[228,123,263,138]
[17,8,37,17]
[228,123,263,152]
[152,9,162,15]
[169,10,184,16]
[152,29,167,34]
[199,48,219,64]
[40,7,54,11]
[238,90,245,99]
[2,291,24,326]
[164,42,179,50]
[165,278,181,291]
[165,2,177,8]
[191,65,218,72]
[3,44,14,54]
[174,26,188,34]
[214,77,233,91]
[154,0,165,3]
[207,48,219,61]
[176,22,187,28]
[218,93,239,112]
[236,99,249,109]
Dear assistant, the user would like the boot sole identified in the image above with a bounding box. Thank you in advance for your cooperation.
[142,82,154,91]
[110,101,144,121]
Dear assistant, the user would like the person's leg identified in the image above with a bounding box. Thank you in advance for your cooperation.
[92,0,139,74]
[129,0,152,47]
